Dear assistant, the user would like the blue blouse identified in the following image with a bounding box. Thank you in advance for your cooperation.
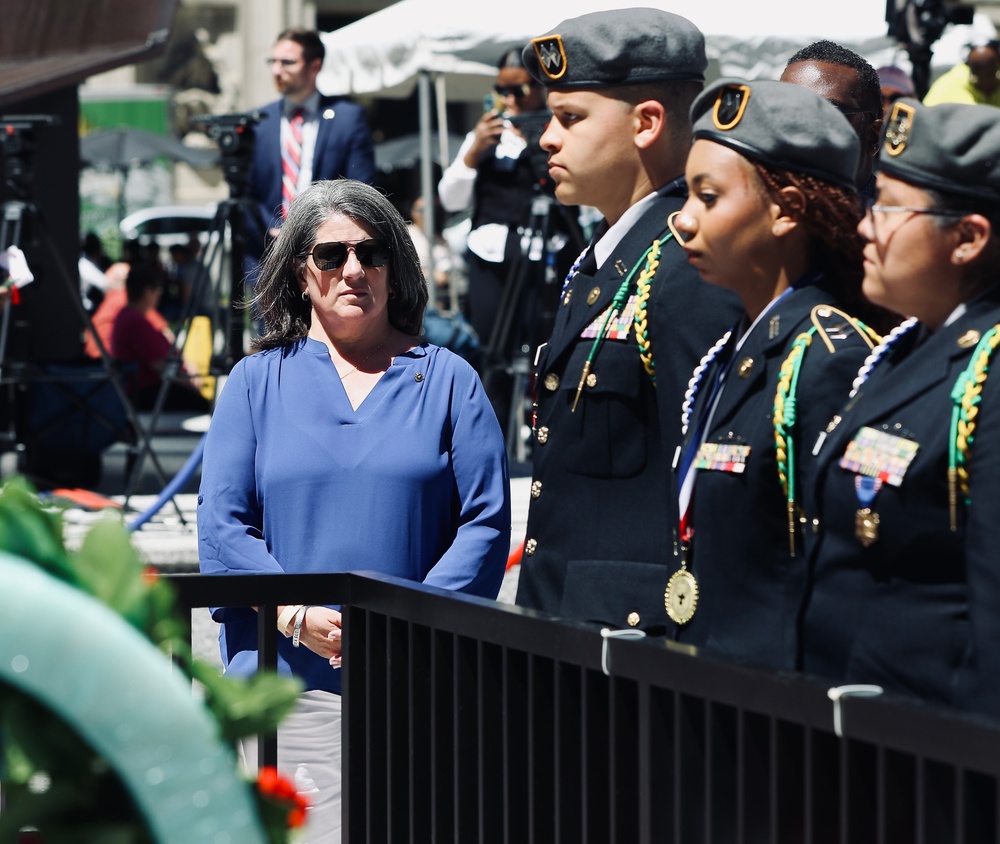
[198,338,511,693]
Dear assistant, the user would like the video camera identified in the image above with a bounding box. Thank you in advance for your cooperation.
[193,110,266,157]
[193,111,267,196]
[0,114,58,196]
[886,0,975,48]
[506,109,553,185]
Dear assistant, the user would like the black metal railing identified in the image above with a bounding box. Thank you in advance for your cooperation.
[165,572,1000,844]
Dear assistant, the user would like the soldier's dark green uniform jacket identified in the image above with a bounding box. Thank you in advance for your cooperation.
[801,286,1000,720]
[514,183,741,633]
[670,283,876,667]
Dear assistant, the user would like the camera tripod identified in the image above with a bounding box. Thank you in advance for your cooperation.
[480,190,584,462]
[0,115,175,502]
[122,112,269,502]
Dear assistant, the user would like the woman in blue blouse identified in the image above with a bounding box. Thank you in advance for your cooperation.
[198,179,511,841]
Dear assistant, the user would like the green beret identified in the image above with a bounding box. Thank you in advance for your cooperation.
[879,99,1000,205]
[690,78,859,191]
[522,8,706,90]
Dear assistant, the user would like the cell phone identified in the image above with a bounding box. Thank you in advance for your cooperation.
[483,93,502,114]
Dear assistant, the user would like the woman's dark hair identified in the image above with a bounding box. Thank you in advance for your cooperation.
[252,180,428,350]
[750,161,897,333]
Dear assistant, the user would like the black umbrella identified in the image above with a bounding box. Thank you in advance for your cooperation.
[80,127,219,170]
[375,132,464,173]
[80,128,219,223]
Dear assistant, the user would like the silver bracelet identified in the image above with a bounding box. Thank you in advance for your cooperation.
[291,606,310,648]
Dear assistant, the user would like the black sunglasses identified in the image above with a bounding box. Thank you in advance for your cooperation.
[494,83,535,99]
[305,239,391,270]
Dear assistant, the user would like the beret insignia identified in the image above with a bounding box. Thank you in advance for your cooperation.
[712,84,751,131]
[531,35,567,81]
[885,101,916,157]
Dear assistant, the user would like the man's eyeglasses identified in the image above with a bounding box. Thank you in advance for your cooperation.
[494,83,536,99]
[267,58,300,67]
[304,239,392,271]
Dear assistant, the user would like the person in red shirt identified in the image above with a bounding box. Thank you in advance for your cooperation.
[110,261,208,412]
[84,262,171,360]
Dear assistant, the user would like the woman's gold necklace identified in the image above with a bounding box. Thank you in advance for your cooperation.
[338,329,392,380]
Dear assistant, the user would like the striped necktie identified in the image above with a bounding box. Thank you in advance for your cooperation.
[282,107,305,218]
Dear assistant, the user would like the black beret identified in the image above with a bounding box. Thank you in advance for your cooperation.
[879,99,1000,205]
[522,8,706,90]
[690,79,860,190]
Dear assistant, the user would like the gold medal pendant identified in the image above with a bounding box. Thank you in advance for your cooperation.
[664,568,699,625]
[855,507,880,547]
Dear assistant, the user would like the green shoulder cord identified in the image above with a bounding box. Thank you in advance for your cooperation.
[949,324,1000,531]
[773,305,879,556]
[571,233,672,411]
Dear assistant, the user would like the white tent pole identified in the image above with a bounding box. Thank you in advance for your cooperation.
[435,74,450,174]
[418,69,437,299]
[434,73,459,313]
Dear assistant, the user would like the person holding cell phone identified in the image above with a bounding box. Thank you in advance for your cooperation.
[438,48,578,424]
[198,179,511,842]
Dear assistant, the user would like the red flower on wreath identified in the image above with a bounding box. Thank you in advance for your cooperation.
[257,766,310,828]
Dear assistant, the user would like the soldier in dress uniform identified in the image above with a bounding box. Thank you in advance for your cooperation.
[514,9,741,634]
[666,79,892,668]
[801,101,1000,721]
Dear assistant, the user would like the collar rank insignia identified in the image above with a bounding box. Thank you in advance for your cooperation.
[713,84,751,131]
[532,35,567,81]
[885,101,915,157]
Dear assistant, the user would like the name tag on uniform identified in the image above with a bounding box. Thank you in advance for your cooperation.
[580,295,637,340]
[695,442,751,473]
[839,425,919,487]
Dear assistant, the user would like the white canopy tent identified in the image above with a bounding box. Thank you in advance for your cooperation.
[319,0,995,97]
[317,0,996,260]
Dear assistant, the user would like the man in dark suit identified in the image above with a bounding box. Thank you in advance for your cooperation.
[245,28,376,261]
[514,9,742,634]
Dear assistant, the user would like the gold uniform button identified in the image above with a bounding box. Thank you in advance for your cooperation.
[737,357,754,378]
[563,288,573,307]
[627,611,640,628]
[524,538,537,556]
[536,426,549,444]
[958,329,981,348]
[544,372,560,391]
[530,480,543,498]
[587,286,601,305]
[585,372,597,388]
